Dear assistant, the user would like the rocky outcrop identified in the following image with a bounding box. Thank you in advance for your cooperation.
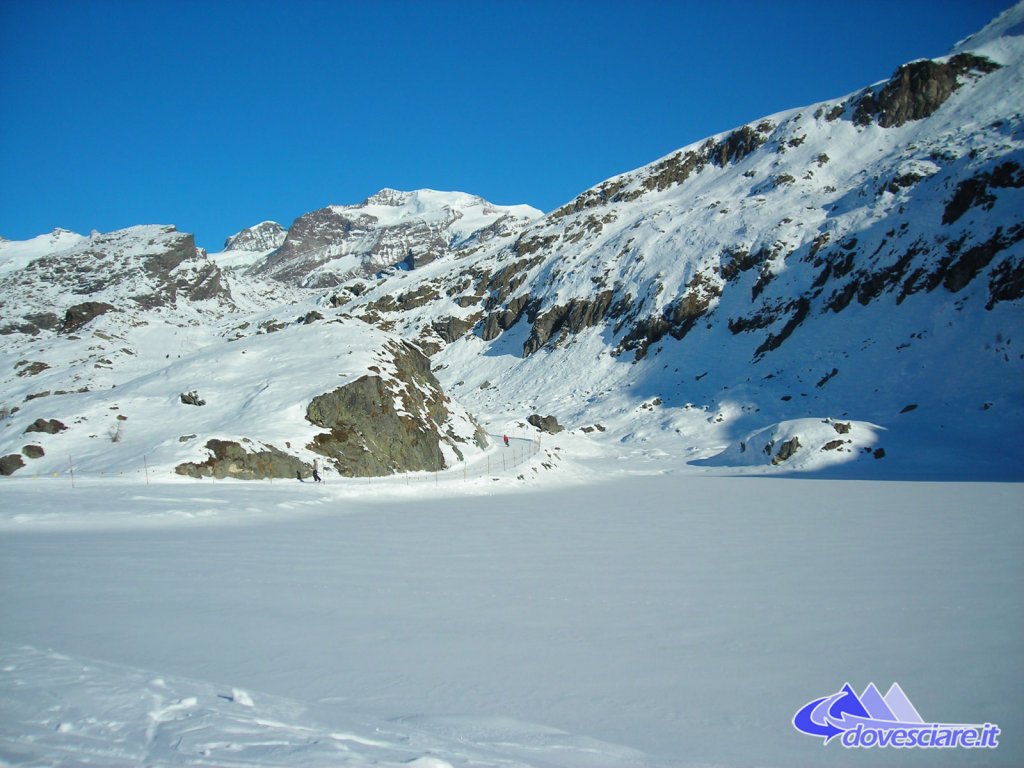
[24,418,67,434]
[305,341,485,476]
[174,439,311,480]
[224,221,287,252]
[770,436,802,465]
[180,391,206,406]
[60,302,115,334]
[853,53,1000,128]
[528,414,564,434]
[0,454,24,476]
[522,290,616,356]
[256,190,540,287]
[942,161,1024,225]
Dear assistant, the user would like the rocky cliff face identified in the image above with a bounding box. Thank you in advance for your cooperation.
[0,225,234,336]
[223,221,287,253]
[305,339,487,476]
[252,189,541,288]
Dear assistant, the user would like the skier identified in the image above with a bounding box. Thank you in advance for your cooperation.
[503,435,509,447]
[312,462,322,483]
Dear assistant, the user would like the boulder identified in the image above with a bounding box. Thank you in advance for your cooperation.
[771,436,802,465]
[175,439,311,480]
[0,454,25,476]
[180,391,206,406]
[25,418,67,434]
[528,414,564,434]
[306,340,486,477]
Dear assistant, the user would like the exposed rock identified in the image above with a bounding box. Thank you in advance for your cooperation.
[943,162,1024,225]
[175,439,311,480]
[987,257,1024,309]
[0,454,25,476]
[833,421,852,434]
[60,302,115,334]
[771,436,802,465]
[821,440,847,452]
[853,53,1000,128]
[24,418,67,434]
[482,293,532,341]
[617,272,721,359]
[432,315,476,344]
[528,414,564,434]
[936,226,1024,294]
[753,297,811,358]
[180,391,206,406]
[15,361,50,377]
[224,221,287,252]
[257,190,539,287]
[305,341,485,476]
[523,290,615,356]
[22,445,44,459]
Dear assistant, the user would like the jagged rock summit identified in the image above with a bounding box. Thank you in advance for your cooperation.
[224,221,287,254]
[252,188,542,287]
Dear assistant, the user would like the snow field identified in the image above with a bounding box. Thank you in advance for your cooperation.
[1,470,1021,766]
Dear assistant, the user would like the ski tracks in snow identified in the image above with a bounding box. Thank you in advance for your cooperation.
[0,642,654,767]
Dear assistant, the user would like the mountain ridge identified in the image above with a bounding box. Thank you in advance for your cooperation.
[1,4,1021,480]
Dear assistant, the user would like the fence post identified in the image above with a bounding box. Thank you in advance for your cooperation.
[143,455,150,486]
[68,457,75,489]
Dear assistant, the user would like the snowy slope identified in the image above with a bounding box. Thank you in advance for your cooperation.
[332,5,1024,479]
[2,7,1023,484]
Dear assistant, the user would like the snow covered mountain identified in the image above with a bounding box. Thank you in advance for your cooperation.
[1,4,1022,481]
[332,4,1024,479]
[0,223,487,480]
[252,188,543,288]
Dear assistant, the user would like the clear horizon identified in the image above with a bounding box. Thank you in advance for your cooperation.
[0,0,1014,251]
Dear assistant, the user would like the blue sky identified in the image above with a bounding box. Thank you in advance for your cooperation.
[0,0,1013,252]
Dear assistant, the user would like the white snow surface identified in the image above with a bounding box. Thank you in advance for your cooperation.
[1,455,1022,766]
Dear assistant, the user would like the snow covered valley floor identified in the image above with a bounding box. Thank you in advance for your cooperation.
[1,460,1021,767]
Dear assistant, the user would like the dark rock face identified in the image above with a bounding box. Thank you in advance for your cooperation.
[432,315,476,344]
[617,272,722,359]
[523,290,615,356]
[25,418,67,434]
[942,162,1024,225]
[305,341,485,476]
[771,436,802,465]
[60,302,115,334]
[0,454,25,476]
[551,122,776,221]
[15,361,50,377]
[180,391,206,406]
[175,439,311,480]
[22,445,44,459]
[528,414,564,434]
[854,53,1000,128]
